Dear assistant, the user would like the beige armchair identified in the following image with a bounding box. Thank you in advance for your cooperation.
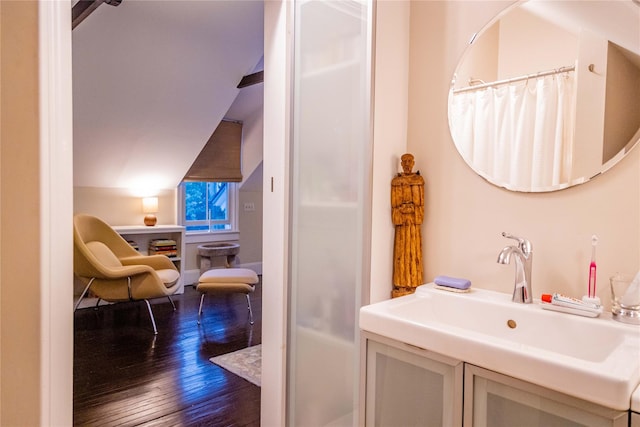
[73,214,181,334]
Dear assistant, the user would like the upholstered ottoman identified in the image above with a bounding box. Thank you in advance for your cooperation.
[196,268,259,325]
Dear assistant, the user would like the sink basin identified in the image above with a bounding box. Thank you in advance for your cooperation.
[359,283,640,410]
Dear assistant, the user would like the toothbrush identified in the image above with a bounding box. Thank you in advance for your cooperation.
[588,235,598,298]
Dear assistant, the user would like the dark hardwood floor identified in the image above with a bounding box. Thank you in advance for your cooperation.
[74,280,262,427]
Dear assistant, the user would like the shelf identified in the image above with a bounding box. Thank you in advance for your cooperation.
[113,225,185,233]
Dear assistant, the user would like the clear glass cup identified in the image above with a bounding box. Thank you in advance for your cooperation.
[609,273,640,324]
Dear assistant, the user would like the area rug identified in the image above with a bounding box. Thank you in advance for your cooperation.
[210,345,261,386]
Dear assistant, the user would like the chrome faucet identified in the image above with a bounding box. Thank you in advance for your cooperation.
[497,232,533,303]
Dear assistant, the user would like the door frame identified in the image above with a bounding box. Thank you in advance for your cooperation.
[38,0,74,424]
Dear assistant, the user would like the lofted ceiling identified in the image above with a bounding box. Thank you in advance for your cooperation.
[72,0,264,190]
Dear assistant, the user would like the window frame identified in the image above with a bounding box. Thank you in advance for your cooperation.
[178,181,239,236]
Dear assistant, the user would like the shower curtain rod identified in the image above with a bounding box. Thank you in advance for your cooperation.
[453,65,575,94]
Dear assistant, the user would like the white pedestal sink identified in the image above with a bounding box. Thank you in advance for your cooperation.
[359,283,640,411]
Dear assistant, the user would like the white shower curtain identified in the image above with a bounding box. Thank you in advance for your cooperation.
[450,73,575,191]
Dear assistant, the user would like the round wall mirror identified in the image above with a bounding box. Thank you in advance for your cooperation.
[448,0,640,192]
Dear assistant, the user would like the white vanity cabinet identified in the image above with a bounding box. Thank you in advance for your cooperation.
[362,333,630,427]
[464,364,629,427]
[362,332,463,426]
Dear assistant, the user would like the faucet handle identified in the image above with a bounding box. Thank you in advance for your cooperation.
[501,232,532,255]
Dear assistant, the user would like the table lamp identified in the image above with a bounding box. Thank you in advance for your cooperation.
[142,196,158,226]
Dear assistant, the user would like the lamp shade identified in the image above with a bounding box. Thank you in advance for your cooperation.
[142,197,158,213]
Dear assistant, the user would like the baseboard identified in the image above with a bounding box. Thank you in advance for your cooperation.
[184,269,201,286]
[184,262,263,286]
[74,297,112,310]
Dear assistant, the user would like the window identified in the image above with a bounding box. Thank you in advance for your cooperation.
[180,181,238,233]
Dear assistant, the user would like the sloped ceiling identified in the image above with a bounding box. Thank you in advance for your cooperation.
[73,0,264,190]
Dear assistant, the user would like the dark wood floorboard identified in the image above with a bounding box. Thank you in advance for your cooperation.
[74,279,262,427]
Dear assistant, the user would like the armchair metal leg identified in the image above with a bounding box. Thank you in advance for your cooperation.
[246,294,254,325]
[197,294,205,325]
[144,300,158,335]
[167,296,176,311]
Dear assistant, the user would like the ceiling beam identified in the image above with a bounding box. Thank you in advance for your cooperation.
[237,70,264,89]
[72,0,122,30]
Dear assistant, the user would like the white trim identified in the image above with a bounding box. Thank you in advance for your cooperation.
[184,231,240,245]
[38,0,74,424]
[261,0,292,424]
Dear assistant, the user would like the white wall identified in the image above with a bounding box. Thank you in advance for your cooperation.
[498,6,577,78]
[239,165,264,272]
[236,84,264,188]
[401,0,639,310]
[74,187,178,226]
[236,81,264,273]
[369,0,412,304]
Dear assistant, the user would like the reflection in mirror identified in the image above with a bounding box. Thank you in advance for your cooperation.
[448,0,640,192]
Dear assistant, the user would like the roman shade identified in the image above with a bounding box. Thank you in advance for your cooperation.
[184,120,243,182]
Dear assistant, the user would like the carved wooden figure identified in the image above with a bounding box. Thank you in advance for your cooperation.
[391,153,424,297]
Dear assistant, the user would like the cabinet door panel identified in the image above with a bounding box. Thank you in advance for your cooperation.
[465,364,628,427]
[366,340,462,427]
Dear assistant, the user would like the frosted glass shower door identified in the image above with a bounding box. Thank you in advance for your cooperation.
[288,0,373,425]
